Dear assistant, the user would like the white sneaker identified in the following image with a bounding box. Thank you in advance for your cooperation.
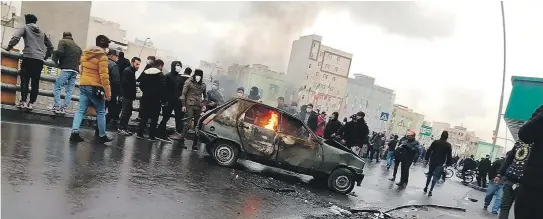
[17,101,27,108]
[26,102,34,110]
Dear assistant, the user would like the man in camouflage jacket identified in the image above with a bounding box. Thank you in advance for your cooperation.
[180,69,207,150]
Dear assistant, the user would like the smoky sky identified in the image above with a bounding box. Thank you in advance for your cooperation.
[207,1,456,71]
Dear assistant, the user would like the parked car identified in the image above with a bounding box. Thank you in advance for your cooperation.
[196,98,365,194]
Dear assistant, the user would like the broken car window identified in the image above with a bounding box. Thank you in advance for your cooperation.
[243,104,279,131]
[279,114,310,140]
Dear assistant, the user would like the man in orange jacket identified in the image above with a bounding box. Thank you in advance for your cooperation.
[69,35,113,144]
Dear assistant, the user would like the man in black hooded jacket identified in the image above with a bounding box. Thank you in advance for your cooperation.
[423,131,453,196]
[136,59,166,141]
[338,112,369,151]
[247,86,262,102]
[324,112,342,139]
[156,61,190,141]
[514,105,543,219]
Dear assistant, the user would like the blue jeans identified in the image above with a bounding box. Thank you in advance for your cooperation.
[485,181,503,212]
[71,86,106,137]
[53,70,77,109]
[386,151,394,166]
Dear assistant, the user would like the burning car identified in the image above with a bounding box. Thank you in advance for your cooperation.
[196,98,365,194]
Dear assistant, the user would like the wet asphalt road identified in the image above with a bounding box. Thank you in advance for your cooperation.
[2,121,501,219]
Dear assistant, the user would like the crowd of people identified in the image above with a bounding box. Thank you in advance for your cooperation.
[5,14,543,219]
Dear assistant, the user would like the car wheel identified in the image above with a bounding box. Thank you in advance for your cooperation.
[213,141,239,167]
[327,168,355,194]
[445,168,454,178]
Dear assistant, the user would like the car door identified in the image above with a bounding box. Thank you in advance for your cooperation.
[275,113,323,174]
[236,104,280,163]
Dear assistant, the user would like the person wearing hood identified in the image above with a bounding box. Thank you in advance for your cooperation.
[106,49,122,124]
[315,111,327,137]
[180,69,207,150]
[156,61,189,141]
[136,59,166,141]
[394,130,420,187]
[247,86,262,102]
[324,112,342,139]
[117,57,141,136]
[143,56,156,71]
[51,32,82,114]
[206,80,225,110]
[338,112,369,152]
[514,105,543,219]
[116,52,130,75]
[69,35,112,144]
[5,14,54,110]
[423,131,453,196]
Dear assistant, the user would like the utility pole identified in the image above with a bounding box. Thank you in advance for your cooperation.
[492,1,507,153]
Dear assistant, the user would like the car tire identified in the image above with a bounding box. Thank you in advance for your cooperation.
[327,168,355,194]
[212,141,239,167]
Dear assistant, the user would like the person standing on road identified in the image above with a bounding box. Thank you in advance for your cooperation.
[423,131,453,196]
[156,61,189,141]
[136,59,166,141]
[514,105,543,219]
[247,86,262,102]
[106,49,122,125]
[370,134,385,163]
[117,57,141,136]
[338,112,369,156]
[180,69,208,150]
[396,131,420,187]
[206,80,225,111]
[478,155,492,188]
[116,52,130,76]
[69,35,112,144]
[494,143,527,219]
[276,96,288,111]
[462,155,477,181]
[52,32,82,114]
[5,14,54,110]
[386,135,399,169]
[143,56,156,71]
[315,111,326,137]
[300,104,319,132]
[484,157,504,214]
[324,112,342,140]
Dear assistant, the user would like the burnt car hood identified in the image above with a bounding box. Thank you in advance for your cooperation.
[322,138,361,158]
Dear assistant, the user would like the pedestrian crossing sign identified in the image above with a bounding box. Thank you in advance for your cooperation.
[380,112,389,121]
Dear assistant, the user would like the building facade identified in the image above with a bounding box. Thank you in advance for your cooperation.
[86,16,127,49]
[21,1,92,48]
[388,104,425,137]
[345,73,395,133]
[286,35,352,113]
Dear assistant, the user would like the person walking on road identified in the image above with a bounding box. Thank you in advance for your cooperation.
[423,131,453,196]
[370,134,385,163]
[395,131,420,187]
[106,49,122,125]
[156,61,189,142]
[478,155,492,188]
[179,69,208,150]
[69,35,112,144]
[514,105,543,219]
[484,157,504,215]
[386,135,399,169]
[494,143,527,219]
[136,59,166,141]
[5,14,54,110]
[117,57,141,136]
[52,32,82,114]
[116,52,130,76]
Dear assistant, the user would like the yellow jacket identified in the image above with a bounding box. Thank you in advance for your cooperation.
[79,46,111,99]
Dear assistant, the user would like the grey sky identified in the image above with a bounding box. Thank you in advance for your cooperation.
[9,1,543,147]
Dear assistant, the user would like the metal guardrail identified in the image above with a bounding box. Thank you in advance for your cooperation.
[0,49,152,114]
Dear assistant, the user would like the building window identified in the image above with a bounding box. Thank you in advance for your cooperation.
[316,72,319,76]
[332,77,336,81]
[313,42,317,48]
[302,95,305,99]
[325,64,330,69]
[308,64,311,68]
[310,53,314,57]
[318,62,322,66]
[305,74,309,79]
[337,57,340,62]
[328,54,332,59]
[323,74,328,79]
[320,51,324,57]
[334,67,338,72]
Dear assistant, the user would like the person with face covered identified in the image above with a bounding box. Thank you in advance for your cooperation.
[180,69,207,150]
[395,131,421,187]
[337,112,369,152]
[324,112,342,140]
[247,86,262,102]
[298,104,319,132]
[206,80,225,110]
[156,61,188,142]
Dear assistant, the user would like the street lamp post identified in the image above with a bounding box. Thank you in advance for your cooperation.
[491,1,507,157]
[138,37,150,58]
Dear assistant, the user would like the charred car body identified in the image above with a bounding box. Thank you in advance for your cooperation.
[196,98,365,194]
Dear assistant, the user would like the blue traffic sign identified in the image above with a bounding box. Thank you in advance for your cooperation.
[380,112,389,121]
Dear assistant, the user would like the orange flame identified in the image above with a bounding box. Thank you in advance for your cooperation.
[263,112,279,130]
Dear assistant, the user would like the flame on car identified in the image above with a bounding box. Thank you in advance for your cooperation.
[263,112,279,131]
